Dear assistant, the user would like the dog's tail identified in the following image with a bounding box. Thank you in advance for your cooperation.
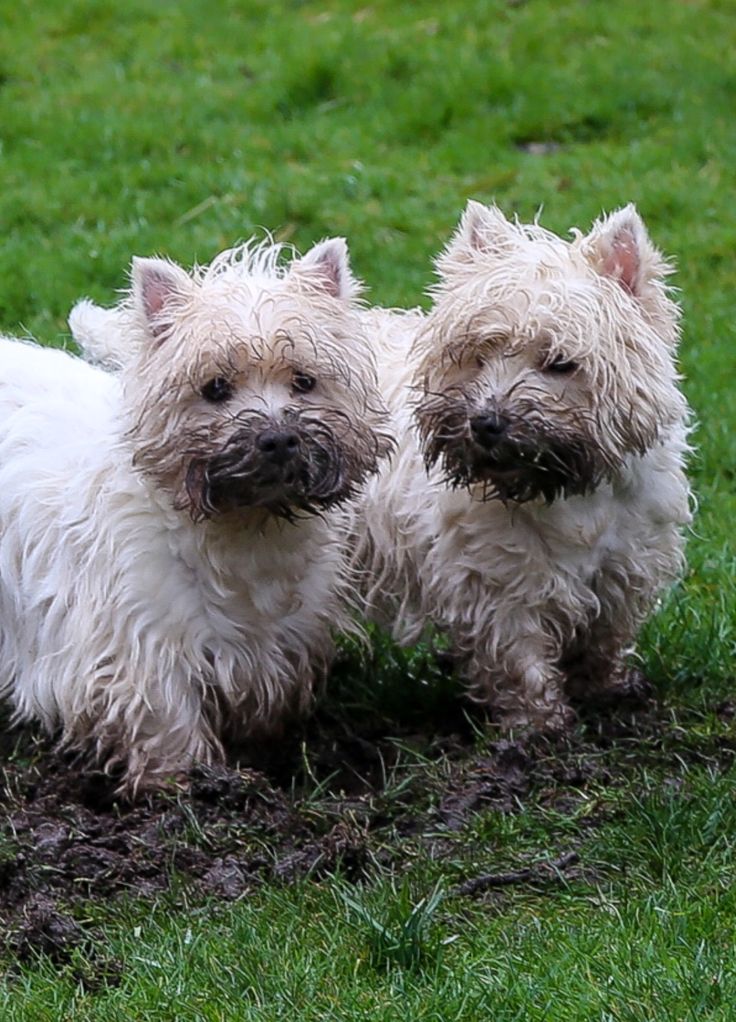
[68,299,127,370]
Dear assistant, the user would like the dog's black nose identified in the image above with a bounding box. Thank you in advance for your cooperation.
[470,412,509,449]
[256,429,300,463]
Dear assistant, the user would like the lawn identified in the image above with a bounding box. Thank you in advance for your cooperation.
[1,0,736,1018]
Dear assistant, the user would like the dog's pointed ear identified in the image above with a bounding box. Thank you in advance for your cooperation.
[292,238,360,301]
[583,205,672,297]
[462,201,515,251]
[442,201,517,266]
[131,257,193,340]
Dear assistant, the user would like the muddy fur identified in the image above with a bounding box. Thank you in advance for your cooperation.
[0,237,392,792]
[354,203,691,730]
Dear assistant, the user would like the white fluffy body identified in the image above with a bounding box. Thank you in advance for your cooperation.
[2,237,390,791]
[354,203,692,728]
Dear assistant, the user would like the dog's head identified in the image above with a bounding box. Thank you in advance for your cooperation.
[414,201,686,503]
[123,238,392,521]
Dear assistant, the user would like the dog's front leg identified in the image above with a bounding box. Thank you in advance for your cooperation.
[94,670,222,796]
[461,612,575,733]
[561,613,650,708]
[560,550,667,708]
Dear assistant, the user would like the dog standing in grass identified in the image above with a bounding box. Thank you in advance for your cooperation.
[0,237,391,792]
[356,202,691,729]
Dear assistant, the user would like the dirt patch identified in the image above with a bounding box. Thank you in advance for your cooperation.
[10,893,85,963]
[1,677,732,966]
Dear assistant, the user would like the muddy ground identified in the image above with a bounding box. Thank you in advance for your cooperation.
[1,667,734,976]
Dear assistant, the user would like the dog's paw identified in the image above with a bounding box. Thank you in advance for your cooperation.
[611,667,653,704]
[577,667,653,710]
[496,701,576,736]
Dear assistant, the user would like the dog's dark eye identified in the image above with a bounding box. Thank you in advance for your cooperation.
[544,356,579,375]
[292,371,316,394]
[201,377,234,403]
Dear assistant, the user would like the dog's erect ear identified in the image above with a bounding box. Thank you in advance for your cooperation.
[440,201,517,268]
[292,238,360,301]
[131,257,193,340]
[461,201,516,252]
[582,205,671,298]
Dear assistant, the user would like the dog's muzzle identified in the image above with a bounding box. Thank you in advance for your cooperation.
[466,425,603,503]
[424,402,605,504]
[202,427,310,514]
[185,416,349,521]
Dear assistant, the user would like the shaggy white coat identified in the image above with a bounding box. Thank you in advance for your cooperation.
[1,238,388,790]
[354,203,691,728]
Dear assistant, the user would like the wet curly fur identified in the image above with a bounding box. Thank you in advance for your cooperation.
[2,237,391,792]
[354,202,691,730]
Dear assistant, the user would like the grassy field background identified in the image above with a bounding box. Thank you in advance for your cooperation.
[1,0,735,1018]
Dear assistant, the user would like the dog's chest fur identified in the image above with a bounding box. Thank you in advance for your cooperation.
[0,339,342,726]
[150,505,341,659]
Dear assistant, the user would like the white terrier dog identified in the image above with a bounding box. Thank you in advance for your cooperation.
[1,237,391,792]
[355,202,691,730]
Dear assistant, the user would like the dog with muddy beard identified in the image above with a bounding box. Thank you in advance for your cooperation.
[0,237,391,793]
[355,202,691,730]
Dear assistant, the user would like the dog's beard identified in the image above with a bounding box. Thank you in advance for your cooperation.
[183,411,378,522]
[418,396,611,504]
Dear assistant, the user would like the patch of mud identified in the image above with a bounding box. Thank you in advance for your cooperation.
[1,680,733,966]
[10,893,85,963]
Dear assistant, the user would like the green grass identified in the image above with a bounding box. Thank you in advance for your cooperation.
[1,0,736,1017]
[6,763,736,1021]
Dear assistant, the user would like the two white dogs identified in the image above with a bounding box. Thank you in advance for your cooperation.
[1,202,691,788]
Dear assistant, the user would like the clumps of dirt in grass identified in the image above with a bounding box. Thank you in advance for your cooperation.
[8,891,124,989]
[0,680,733,968]
[10,893,85,963]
